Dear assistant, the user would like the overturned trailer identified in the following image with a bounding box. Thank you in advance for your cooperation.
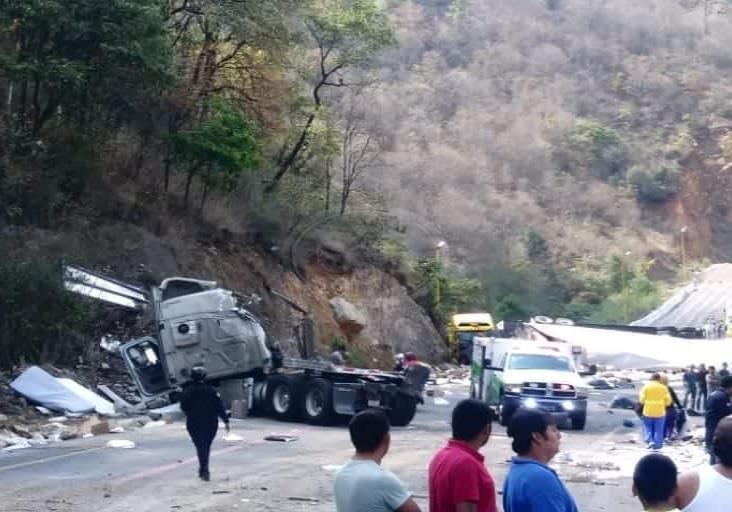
[64,266,423,426]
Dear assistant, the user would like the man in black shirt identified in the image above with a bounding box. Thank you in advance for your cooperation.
[705,376,732,464]
[697,364,709,411]
[180,367,230,481]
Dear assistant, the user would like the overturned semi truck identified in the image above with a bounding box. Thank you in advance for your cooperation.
[63,265,425,426]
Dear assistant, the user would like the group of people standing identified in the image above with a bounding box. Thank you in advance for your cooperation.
[640,370,732,462]
[683,363,729,412]
[334,399,732,512]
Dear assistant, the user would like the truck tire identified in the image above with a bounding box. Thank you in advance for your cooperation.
[388,392,418,427]
[571,412,587,430]
[301,378,336,425]
[265,375,302,421]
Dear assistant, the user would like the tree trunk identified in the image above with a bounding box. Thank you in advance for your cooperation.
[264,112,316,194]
[132,144,146,180]
[324,158,332,212]
[340,189,349,216]
[200,184,209,214]
[184,166,196,205]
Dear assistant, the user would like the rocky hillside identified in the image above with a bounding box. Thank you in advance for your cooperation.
[9,218,444,367]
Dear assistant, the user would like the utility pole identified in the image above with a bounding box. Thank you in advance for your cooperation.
[434,241,447,316]
[623,251,632,324]
[680,226,689,282]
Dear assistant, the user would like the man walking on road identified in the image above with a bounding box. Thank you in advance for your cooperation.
[704,375,732,464]
[639,373,672,450]
[632,453,680,512]
[428,399,497,512]
[334,409,421,512]
[674,416,732,511]
[180,366,230,481]
[503,409,578,512]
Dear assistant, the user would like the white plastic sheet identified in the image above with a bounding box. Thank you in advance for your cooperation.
[10,366,114,415]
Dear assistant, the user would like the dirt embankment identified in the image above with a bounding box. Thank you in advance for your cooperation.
[8,215,445,368]
[662,124,732,262]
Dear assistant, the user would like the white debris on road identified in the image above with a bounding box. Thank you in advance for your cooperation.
[106,439,136,449]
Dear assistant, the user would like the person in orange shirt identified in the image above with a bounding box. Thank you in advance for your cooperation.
[639,373,672,450]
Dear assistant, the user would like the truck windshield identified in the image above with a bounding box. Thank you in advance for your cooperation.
[509,354,572,371]
[457,332,490,342]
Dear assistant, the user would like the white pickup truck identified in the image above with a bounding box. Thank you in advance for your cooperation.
[470,337,590,430]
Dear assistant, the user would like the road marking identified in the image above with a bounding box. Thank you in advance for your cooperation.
[0,447,106,473]
[114,444,247,485]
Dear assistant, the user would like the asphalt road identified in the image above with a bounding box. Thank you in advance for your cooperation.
[0,383,709,512]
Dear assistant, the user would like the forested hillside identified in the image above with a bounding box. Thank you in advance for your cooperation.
[3,0,732,366]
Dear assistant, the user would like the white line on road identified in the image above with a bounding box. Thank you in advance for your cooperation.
[0,446,106,474]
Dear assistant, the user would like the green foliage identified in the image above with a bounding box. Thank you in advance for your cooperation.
[569,119,627,180]
[307,0,396,67]
[0,255,94,368]
[0,0,171,132]
[526,230,550,263]
[413,258,486,324]
[627,165,679,203]
[171,98,260,206]
[494,294,529,321]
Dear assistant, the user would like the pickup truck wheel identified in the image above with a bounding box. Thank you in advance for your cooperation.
[388,392,418,427]
[302,378,336,425]
[571,413,587,430]
[266,375,302,421]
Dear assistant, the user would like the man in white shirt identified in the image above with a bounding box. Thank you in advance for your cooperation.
[334,409,421,512]
[674,416,732,511]
[632,453,681,512]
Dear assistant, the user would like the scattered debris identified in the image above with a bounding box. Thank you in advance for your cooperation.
[223,433,244,442]
[433,397,449,405]
[143,420,166,429]
[10,366,114,415]
[321,464,343,472]
[287,497,320,503]
[609,395,636,410]
[106,439,136,449]
[264,435,298,443]
[622,419,636,428]
[148,403,183,423]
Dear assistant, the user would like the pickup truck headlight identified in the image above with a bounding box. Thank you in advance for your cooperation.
[507,385,522,394]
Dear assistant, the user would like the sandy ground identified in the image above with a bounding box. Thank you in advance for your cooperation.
[0,383,710,511]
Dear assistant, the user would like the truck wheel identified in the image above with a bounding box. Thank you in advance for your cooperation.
[388,392,418,427]
[265,375,302,421]
[571,413,587,430]
[302,378,336,425]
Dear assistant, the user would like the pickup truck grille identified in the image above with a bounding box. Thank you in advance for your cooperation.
[521,382,576,399]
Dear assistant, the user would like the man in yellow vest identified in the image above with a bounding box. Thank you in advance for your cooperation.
[639,373,672,450]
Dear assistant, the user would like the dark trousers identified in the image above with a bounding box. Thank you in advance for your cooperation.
[664,408,677,439]
[696,387,708,411]
[683,386,696,408]
[187,424,217,473]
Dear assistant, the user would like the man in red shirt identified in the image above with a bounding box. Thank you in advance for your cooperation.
[428,399,498,512]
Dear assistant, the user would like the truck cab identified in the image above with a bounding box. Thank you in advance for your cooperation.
[448,313,494,364]
[471,337,589,430]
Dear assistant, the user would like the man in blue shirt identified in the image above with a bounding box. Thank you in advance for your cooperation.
[503,409,579,512]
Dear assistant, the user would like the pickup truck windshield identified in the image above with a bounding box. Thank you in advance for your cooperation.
[509,354,572,371]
